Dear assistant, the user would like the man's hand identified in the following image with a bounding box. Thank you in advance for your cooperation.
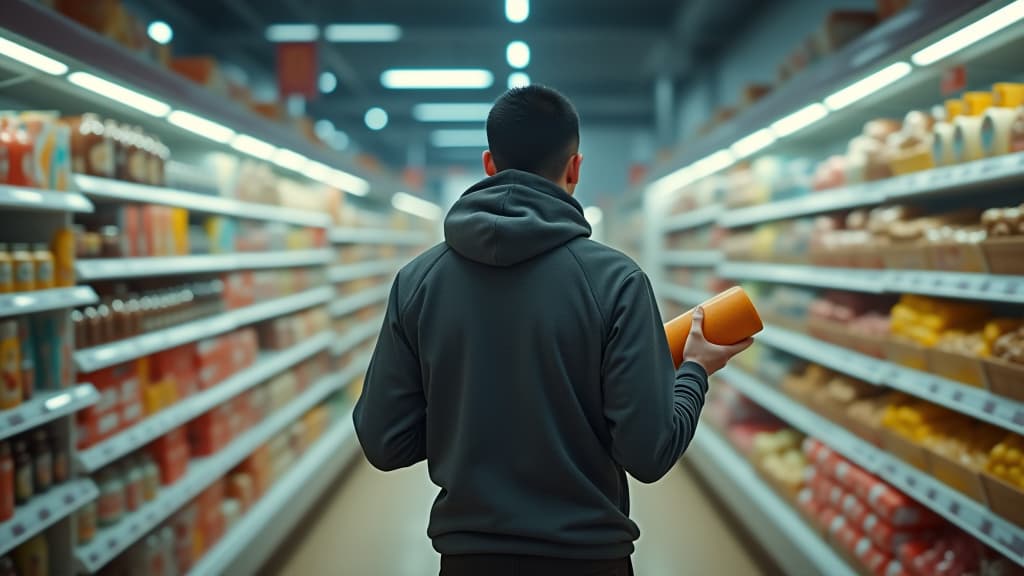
[682,306,754,375]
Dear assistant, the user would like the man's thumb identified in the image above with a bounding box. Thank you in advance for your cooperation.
[691,306,705,337]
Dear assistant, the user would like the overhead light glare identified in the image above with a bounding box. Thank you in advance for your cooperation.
[729,128,777,159]
[690,149,735,180]
[167,110,235,143]
[506,41,530,69]
[647,166,696,201]
[430,129,488,148]
[381,69,494,89]
[68,72,171,117]
[769,103,829,138]
[392,192,443,220]
[319,71,338,94]
[507,72,530,89]
[412,103,492,122]
[324,24,402,42]
[147,21,173,45]
[364,107,389,130]
[329,169,371,196]
[272,149,310,172]
[0,36,68,75]
[506,0,530,23]
[911,1,1024,66]
[306,161,331,182]
[823,62,913,111]
[265,24,319,43]
[584,206,603,226]
[230,134,278,158]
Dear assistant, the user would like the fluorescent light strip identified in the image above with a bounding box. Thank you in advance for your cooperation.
[412,103,492,122]
[167,110,235,143]
[231,134,278,158]
[506,0,529,23]
[266,24,319,43]
[508,72,530,89]
[381,69,494,89]
[67,72,171,117]
[392,192,443,220]
[272,149,310,172]
[506,41,530,69]
[324,24,402,42]
[306,161,331,182]
[730,128,777,159]
[912,0,1024,66]
[328,169,371,196]
[690,149,735,179]
[647,166,696,200]
[770,103,829,138]
[430,129,489,148]
[0,36,68,75]
[824,61,913,111]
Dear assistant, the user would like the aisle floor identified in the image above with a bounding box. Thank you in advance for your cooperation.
[269,457,769,576]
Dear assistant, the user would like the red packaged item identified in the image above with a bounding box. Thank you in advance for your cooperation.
[866,483,941,528]
[77,362,138,447]
[831,517,862,555]
[189,407,229,456]
[0,116,37,187]
[861,514,931,555]
[841,493,871,528]
[150,427,189,485]
[855,539,892,576]
[195,336,229,390]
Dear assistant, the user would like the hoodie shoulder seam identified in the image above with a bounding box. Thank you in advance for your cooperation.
[398,245,451,319]
[491,177,514,265]
[564,242,608,333]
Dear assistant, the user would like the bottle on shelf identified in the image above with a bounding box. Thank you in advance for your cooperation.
[0,441,13,521]
[0,244,13,294]
[17,319,34,402]
[11,244,34,293]
[0,320,22,410]
[12,438,32,506]
[32,429,52,494]
[32,244,54,291]
[50,229,75,288]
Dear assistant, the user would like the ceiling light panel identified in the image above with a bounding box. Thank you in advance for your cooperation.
[506,0,530,23]
[507,72,530,89]
[506,41,530,69]
[230,134,278,158]
[430,129,489,148]
[412,103,492,122]
[912,0,1024,66]
[770,103,829,138]
[823,61,912,111]
[325,24,402,42]
[167,110,235,143]
[265,24,319,43]
[381,69,494,90]
[392,192,443,220]
[0,36,68,75]
[68,72,171,117]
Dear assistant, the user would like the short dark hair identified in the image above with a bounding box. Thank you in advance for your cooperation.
[486,85,580,180]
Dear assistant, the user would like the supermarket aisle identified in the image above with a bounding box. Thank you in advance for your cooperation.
[268,457,769,576]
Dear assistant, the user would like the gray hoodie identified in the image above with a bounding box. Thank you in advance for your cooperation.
[353,169,708,559]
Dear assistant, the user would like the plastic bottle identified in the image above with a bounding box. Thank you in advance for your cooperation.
[51,432,67,485]
[50,229,75,288]
[17,319,33,402]
[31,244,53,290]
[663,286,763,369]
[0,244,13,294]
[11,533,48,576]
[12,439,32,505]
[31,429,51,494]
[0,321,21,410]
[75,499,97,545]
[11,244,34,292]
[0,441,13,521]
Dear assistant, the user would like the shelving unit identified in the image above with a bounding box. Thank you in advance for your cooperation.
[76,250,333,281]
[0,385,99,441]
[0,480,99,556]
[331,316,384,357]
[330,227,430,246]
[329,286,391,318]
[718,367,1024,567]
[0,287,99,319]
[660,250,722,268]
[74,355,369,573]
[686,426,858,576]
[328,259,404,284]
[0,185,94,214]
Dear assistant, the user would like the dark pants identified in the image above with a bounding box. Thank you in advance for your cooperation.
[440,554,634,576]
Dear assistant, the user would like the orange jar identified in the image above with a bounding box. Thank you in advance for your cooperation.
[664,286,763,368]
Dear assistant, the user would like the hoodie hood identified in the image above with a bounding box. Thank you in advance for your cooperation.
[444,169,591,267]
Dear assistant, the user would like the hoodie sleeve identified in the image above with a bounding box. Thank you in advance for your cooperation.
[353,275,427,471]
[601,270,709,484]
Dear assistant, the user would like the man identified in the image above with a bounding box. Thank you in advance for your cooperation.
[353,85,752,576]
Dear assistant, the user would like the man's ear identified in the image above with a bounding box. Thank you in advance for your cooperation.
[566,153,583,185]
[483,150,498,176]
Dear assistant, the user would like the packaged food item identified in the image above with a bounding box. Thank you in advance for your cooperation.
[0,245,12,294]
[51,229,75,288]
[125,460,143,512]
[11,534,48,576]
[0,441,13,521]
[22,111,71,191]
[0,116,37,187]
[97,468,125,527]
[981,82,1024,156]
[76,499,97,545]
[29,243,53,292]
[17,319,33,401]
[51,432,68,485]
[663,286,763,368]
[0,320,21,409]
[11,244,34,292]
[31,429,51,494]
[63,113,114,178]
[30,313,64,392]
[13,438,32,505]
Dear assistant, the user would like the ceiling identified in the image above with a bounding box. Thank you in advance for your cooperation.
[133,0,769,169]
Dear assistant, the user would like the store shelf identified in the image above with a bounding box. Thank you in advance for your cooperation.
[0,286,99,319]
[721,262,1024,302]
[331,315,383,357]
[657,284,712,308]
[0,479,99,556]
[660,250,722,268]
[757,323,1024,436]
[1,384,99,442]
[687,426,858,576]
[718,367,1024,568]
[72,175,332,228]
[76,332,334,473]
[188,413,361,576]
[329,285,390,318]
[329,227,429,246]
[0,184,94,214]
[719,152,1024,229]
[74,286,333,373]
[719,262,885,294]
[74,356,368,573]
[328,259,404,284]
[76,249,333,281]
[661,205,722,233]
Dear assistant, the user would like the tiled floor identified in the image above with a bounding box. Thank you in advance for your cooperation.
[269,458,768,576]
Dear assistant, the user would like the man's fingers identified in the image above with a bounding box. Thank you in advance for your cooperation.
[724,338,754,355]
[690,307,705,337]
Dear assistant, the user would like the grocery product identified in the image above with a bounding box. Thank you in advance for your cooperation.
[664,286,763,368]
[0,441,12,522]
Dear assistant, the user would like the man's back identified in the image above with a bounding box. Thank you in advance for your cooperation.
[353,170,709,560]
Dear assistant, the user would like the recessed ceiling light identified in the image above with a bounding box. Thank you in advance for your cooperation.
[506,0,529,23]
[430,129,488,148]
[319,71,338,94]
[147,21,173,45]
[507,72,530,89]
[412,103,492,122]
[314,119,335,141]
[506,41,530,69]
[324,24,402,42]
[381,69,494,90]
[265,24,319,43]
[0,36,68,75]
[365,107,389,130]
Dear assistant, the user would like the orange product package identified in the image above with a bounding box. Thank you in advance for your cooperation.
[663,286,763,368]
